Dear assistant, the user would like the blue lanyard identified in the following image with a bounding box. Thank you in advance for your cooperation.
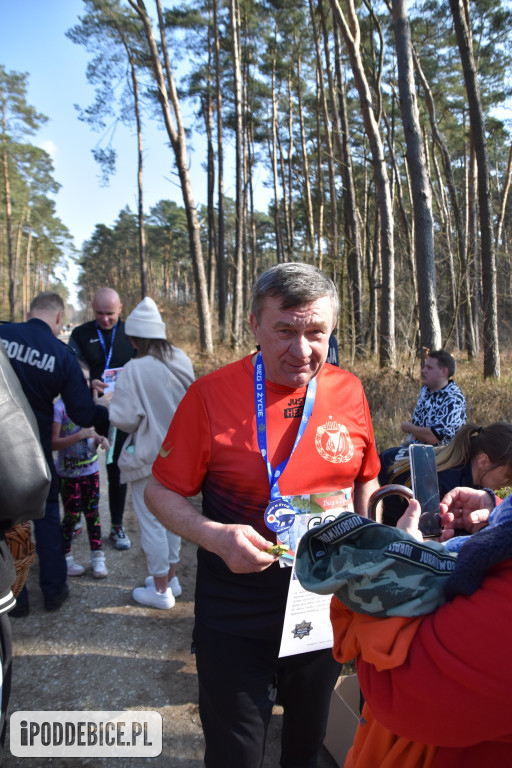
[254,352,316,500]
[96,322,117,371]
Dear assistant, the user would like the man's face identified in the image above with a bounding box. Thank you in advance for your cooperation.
[421,357,448,391]
[93,293,122,330]
[250,295,334,389]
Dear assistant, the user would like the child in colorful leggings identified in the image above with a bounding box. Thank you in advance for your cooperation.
[52,394,109,579]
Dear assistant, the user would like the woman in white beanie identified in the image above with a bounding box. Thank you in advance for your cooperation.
[109,297,194,609]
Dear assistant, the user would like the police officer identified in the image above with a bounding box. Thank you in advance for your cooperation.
[0,292,109,614]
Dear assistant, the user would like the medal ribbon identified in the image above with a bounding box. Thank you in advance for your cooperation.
[95,322,118,373]
[254,352,316,500]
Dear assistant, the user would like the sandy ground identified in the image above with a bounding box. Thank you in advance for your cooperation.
[4,456,339,767]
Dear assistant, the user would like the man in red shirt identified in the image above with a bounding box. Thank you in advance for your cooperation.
[146,263,380,768]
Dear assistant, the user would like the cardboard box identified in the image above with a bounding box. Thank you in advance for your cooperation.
[323,674,360,767]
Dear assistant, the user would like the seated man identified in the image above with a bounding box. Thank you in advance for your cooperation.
[379,350,466,500]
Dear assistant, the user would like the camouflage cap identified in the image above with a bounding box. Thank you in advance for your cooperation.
[295,512,457,617]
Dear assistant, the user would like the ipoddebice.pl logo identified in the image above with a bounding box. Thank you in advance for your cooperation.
[10,711,162,757]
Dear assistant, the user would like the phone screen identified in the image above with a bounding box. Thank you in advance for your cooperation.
[409,444,442,537]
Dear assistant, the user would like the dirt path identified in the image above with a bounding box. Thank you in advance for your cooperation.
[4,456,339,767]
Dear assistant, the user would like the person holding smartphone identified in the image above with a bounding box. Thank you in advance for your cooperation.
[324,489,512,768]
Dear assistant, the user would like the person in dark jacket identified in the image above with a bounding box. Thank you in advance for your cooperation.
[0,292,109,614]
[69,288,135,550]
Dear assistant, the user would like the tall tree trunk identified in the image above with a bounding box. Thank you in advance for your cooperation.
[128,0,213,354]
[213,0,227,342]
[201,86,217,310]
[449,0,499,377]
[276,130,292,259]
[126,46,147,298]
[496,144,512,248]
[331,0,395,367]
[468,142,480,354]
[412,48,475,353]
[1,139,16,320]
[230,0,244,347]
[333,24,364,355]
[310,0,337,273]
[270,39,285,262]
[431,147,459,345]
[315,77,325,270]
[296,52,315,255]
[286,68,295,259]
[392,0,441,351]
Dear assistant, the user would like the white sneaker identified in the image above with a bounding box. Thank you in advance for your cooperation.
[91,551,108,579]
[132,585,175,610]
[145,575,182,598]
[66,554,85,576]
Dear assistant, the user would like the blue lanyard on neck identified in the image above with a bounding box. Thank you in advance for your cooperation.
[254,352,316,500]
[96,322,117,371]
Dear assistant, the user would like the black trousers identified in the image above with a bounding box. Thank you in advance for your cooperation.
[106,429,128,527]
[193,621,341,768]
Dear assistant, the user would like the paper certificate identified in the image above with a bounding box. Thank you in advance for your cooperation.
[277,489,353,657]
[278,565,334,657]
[103,367,123,392]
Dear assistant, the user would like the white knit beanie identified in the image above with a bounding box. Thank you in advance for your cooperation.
[125,297,166,340]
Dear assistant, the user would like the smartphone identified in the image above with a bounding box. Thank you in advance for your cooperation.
[409,444,442,538]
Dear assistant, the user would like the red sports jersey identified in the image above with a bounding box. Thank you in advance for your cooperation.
[154,355,379,525]
[153,355,380,638]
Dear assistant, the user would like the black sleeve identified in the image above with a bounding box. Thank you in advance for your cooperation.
[67,333,82,359]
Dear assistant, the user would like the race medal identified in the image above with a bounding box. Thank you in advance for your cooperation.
[264,498,296,534]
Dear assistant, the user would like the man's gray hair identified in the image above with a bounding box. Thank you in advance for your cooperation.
[29,292,65,313]
[251,262,339,321]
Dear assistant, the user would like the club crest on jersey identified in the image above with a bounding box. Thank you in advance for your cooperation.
[315,419,354,463]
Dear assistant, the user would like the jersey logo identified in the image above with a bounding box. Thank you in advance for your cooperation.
[159,443,173,458]
[315,418,354,463]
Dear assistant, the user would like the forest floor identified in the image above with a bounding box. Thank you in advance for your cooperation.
[4,456,338,768]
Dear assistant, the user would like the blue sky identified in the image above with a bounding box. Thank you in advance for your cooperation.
[0,0,263,301]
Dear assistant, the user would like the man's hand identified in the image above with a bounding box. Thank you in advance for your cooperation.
[396,499,424,542]
[439,486,493,541]
[145,478,281,575]
[208,523,278,574]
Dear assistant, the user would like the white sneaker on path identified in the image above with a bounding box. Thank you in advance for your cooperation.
[91,551,108,579]
[133,585,175,610]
